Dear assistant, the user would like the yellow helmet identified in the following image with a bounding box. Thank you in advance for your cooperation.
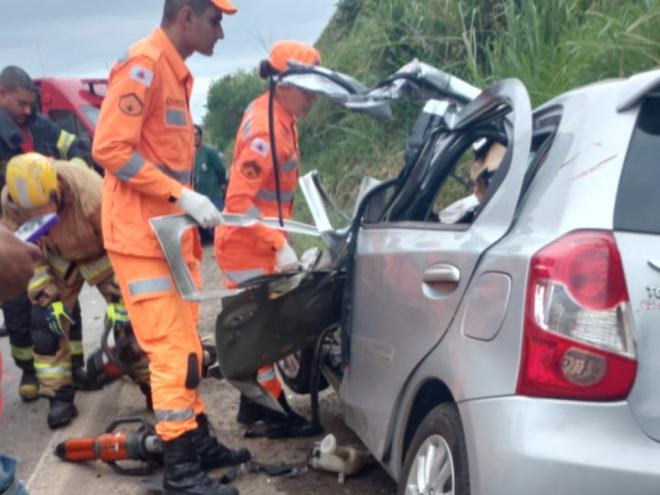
[6,152,59,209]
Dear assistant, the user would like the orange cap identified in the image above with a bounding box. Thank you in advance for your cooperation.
[211,0,237,14]
[269,41,321,73]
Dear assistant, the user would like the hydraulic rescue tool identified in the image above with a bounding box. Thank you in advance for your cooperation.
[54,417,162,475]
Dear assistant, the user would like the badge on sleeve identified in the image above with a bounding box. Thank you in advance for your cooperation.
[250,137,270,157]
[240,161,262,180]
[130,65,153,87]
[118,93,144,116]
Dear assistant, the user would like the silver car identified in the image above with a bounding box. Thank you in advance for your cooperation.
[157,64,660,494]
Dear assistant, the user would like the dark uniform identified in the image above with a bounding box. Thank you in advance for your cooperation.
[0,107,91,400]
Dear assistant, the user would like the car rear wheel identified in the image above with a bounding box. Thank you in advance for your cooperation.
[399,403,469,495]
[276,347,329,394]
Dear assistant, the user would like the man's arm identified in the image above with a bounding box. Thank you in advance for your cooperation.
[93,56,183,201]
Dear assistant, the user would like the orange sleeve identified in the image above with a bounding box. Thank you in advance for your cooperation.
[92,55,183,200]
[225,135,286,251]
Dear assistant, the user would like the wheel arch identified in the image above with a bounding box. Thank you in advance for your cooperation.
[399,378,455,473]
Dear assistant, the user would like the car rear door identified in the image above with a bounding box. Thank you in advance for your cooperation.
[338,79,533,458]
[613,92,660,441]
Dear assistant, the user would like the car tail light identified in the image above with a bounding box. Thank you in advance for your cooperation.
[517,230,637,400]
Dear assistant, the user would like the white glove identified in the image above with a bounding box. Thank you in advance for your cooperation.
[275,241,299,272]
[176,189,223,228]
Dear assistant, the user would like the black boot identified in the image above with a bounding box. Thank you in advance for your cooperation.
[72,366,102,391]
[191,413,250,471]
[237,394,320,439]
[47,385,78,429]
[162,430,238,495]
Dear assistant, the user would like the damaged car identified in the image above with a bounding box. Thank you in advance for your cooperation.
[153,61,660,495]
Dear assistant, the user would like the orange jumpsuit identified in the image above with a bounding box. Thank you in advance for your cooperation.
[215,91,300,399]
[92,28,203,441]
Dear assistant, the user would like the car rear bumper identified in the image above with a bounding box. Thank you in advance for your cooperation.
[460,396,660,495]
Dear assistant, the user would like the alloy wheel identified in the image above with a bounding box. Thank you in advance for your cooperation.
[405,434,454,495]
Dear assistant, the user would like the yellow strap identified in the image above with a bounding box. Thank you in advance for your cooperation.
[56,130,76,159]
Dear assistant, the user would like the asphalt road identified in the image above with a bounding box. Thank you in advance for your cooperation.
[0,245,397,495]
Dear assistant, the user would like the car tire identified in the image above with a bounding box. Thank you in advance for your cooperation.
[276,347,329,394]
[398,403,470,495]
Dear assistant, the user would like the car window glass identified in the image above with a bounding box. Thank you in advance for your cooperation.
[614,95,660,234]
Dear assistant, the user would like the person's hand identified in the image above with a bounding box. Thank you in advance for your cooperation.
[105,301,130,334]
[275,241,299,272]
[0,224,42,301]
[43,301,74,338]
[176,189,223,228]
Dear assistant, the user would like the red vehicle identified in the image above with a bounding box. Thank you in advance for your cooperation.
[34,78,107,142]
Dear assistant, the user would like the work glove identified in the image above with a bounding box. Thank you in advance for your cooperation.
[43,301,74,338]
[105,301,130,334]
[275,241,299,273]
[176,188,223,228]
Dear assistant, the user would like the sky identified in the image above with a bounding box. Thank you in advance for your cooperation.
[0,0,338,122]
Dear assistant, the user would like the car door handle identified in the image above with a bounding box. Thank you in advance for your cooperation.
[423,264,461,284]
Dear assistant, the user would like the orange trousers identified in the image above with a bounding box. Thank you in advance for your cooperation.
[108,251,203,441]
[214,237,282,400]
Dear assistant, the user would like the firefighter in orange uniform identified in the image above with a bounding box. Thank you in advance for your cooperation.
[92,2,248,494]
[0,153,147,429]
[215,41,321,438]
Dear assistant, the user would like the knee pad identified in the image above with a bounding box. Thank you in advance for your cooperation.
[32,329,60,356]
[185,353,200,390]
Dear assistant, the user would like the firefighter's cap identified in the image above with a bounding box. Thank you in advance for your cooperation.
[269,41,321,73]
[6,152,59,209]
[211,0,237,15]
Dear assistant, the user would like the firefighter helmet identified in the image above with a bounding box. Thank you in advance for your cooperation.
[6,152,59,209]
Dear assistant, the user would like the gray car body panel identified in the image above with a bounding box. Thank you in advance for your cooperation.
[339,79,533,460]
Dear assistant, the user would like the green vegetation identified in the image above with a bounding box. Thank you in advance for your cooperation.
[204,0,660,227]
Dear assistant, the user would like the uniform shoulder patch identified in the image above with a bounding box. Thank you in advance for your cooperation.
[119,93,144,117]
[130,65,153,87]
[250,137,270,158]
[240,161,262,180]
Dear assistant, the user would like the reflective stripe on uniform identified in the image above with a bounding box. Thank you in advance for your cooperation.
[222,268,266,284]
[242,119,252,140]
[155,407,194,422]
[165,108,187,126]
[246,206,262,218]
[69,340,83,356]
[11,345,33,362]
[28,265,52,293]
[79,255,113,282]
[56,130,76,159]
[115,152,145,181]
[155,164,191,184]
[256,189,294,202]
[282,159,299,172]
[128,276,173,297]
[46,252,72,278]
[257,367,276,383]
[35,361,72,380]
